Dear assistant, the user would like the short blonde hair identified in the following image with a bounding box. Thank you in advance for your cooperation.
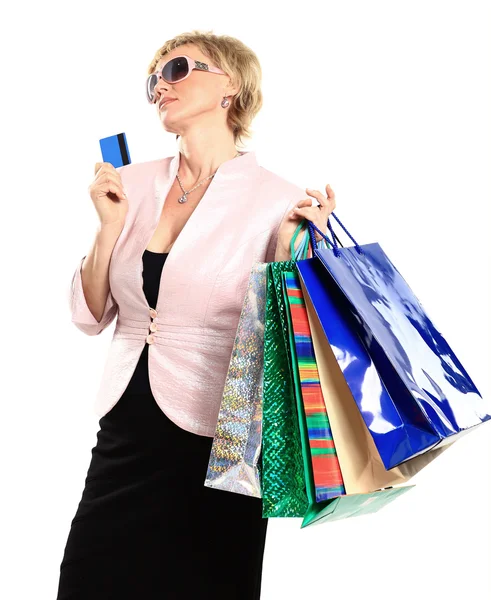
[147,29,263,149]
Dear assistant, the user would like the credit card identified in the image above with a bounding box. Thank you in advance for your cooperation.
[99,132,131,167]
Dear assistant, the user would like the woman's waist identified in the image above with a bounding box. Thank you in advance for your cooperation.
[114,313,237,348]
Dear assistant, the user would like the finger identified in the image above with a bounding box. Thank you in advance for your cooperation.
[325,184,335,200]
[306,188,326,208]
[292,205,335,226]
[291,206,323,220]
[94,162,112,176]
[96,171,122,189]
[288,204,311,218]
[94,161,117,177]
[289,199,317,216]
[95,178,126,201]
[296,200,333,216]
[296,197,317,208]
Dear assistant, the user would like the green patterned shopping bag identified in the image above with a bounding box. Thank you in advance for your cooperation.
[261,221,323,517]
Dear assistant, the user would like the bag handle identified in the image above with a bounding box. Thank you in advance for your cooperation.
[289,218,348,260]
[289,220,324,260]
[307,213,363,257]
[289,220,308,260]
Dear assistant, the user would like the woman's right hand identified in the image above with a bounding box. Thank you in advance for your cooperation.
[89,162,129,228]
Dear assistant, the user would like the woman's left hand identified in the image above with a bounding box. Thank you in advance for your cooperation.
[277,184,337,257]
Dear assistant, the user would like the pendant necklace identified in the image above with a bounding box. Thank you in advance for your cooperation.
[176,152,241,204]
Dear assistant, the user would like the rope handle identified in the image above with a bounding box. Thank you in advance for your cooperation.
[306,212,363,257]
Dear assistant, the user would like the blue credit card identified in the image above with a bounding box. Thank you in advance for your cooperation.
[99,132,131,167]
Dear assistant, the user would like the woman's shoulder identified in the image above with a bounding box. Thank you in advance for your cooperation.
[257,164,308,211]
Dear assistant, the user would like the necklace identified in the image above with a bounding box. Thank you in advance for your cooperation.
[176,151,241,204]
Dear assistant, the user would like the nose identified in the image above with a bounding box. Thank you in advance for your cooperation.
[153,76,169,102]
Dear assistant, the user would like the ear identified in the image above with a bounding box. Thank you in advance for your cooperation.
[223,76,240,98]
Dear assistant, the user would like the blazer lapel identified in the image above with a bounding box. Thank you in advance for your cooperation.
[137,149,261,318]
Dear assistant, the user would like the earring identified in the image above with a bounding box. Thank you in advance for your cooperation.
[221,96,230,108]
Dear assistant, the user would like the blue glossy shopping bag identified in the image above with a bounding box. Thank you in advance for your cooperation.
[295,215,491,470]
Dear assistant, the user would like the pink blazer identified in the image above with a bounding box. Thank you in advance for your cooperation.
[69,149,308,437]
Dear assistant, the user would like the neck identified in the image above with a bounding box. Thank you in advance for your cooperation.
[176,127,239,182]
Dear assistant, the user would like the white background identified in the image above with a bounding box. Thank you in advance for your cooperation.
[1,1,490,598]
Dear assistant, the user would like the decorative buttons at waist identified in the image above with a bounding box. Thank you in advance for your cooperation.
[146,334,155,344]
[149,322,158,332]
[149,308,158,319]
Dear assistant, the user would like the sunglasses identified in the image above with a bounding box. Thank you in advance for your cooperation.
[146,55,226,104]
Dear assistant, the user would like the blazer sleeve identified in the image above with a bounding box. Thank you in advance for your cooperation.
[69,255,118,336]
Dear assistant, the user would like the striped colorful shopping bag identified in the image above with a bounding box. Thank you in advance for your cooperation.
[282,269,345,503]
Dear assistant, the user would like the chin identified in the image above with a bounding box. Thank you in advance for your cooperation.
[159,116,177,133]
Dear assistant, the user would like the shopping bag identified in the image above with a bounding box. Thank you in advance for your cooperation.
[261,220,330,517]
[298,215,491,470]
[282,268,415,527]
[262,260,307,516]
[281,269,345,502]
[205,262,268,498]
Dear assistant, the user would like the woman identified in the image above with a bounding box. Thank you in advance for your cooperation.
[57,30,336,599]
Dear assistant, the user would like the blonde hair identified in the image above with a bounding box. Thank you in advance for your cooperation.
[147,29,263,149]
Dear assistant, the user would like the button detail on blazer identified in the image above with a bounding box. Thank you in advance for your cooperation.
[149,308,158,319]
[146,334,155,344]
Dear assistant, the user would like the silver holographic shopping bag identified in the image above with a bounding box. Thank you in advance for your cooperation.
[204,262,268,498]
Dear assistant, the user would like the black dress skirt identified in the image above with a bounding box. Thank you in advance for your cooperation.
[56,249,269,599]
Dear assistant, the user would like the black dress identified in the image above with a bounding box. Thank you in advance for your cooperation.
[56,249,269,599]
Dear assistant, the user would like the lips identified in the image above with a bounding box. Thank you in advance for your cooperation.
[159,99,176,110]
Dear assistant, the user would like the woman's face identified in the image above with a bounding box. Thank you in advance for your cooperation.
[153,44,232,137]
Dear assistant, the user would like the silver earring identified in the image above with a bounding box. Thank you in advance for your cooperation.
[221,96,230,108]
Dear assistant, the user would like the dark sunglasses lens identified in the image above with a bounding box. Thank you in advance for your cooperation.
[147,74,158,101]
[163,57,189,83]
